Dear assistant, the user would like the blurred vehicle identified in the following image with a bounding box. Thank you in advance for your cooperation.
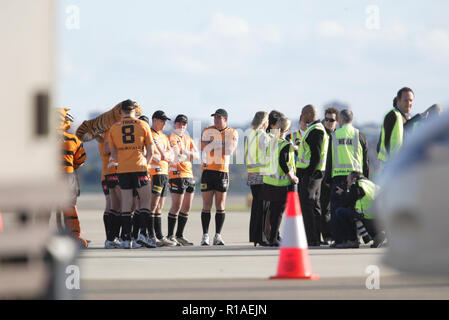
[375,110,449,274]
[0,0,78,299]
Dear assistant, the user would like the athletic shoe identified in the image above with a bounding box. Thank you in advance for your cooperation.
[158,236,177,247]
[131,240,142,249]
[168,236,181,246]
[200,234,210,246]
[120,240,131,249]
[137,233,150,247]
[336,240,359,249]
[176,236,194,246]
[147,236,158,248]
[213,233,225,246]
[104,239,120,249]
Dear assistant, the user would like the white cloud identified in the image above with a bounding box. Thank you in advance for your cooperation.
[210,13,250,37]
[257,25,282,44]
[142,13,283,75]
[317,21,345,38]
[417,29,449,54]
[170,56,210,75]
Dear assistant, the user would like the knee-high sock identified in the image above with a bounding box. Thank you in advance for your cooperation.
[215,210,226,234]
[120,212,132,241]
[176,212,188,238]
[103,211,114,241]
[201,211,211,234]
[63,205,81,239]
[139,208,150,237]
[131,210,140,239]
[154,214,163,239]
[167,213,178,237]
[110,210,121,239]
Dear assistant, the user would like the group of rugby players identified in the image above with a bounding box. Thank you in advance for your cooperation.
[96,100,238,249]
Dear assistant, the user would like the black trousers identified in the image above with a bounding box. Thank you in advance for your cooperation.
[320,179,332,241]
[330,176,348,244]
[268,199,286,243]
[249,184,269,244]
[298,169,322,246]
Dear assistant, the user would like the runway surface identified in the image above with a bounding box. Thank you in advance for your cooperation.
[75,204,449,300]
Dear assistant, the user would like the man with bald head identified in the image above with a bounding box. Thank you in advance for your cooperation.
[296,104,329,247]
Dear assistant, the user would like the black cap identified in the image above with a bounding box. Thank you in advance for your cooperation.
[174,114,188,123]
[138,115,150,124]
[211,108,228,118]
[152,110,171,121]
[121,99,136,111]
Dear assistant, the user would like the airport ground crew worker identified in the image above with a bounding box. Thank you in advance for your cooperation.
[200,108,238,246]
[109,100,154,249]
[320,107,339,244]
[296,104,329,247]
[377,87,414,163]
[325,109,369,247]
[57,108,88,248]
[334,171,383,248]
[262,117,298,247]
[166,114,199,246]
[245,111,270,246]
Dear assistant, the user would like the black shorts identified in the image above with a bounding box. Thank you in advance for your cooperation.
[101,180,109,196]
[105,174,119,189]
[152,174,169,197]
[201,170,229,193]
[118,172,150,190]
[169,178,196,194]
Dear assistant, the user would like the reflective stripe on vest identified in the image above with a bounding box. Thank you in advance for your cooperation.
[331,124,363,177]
[296,122,328,170]
[378,108,404,162]
[244,129,269,173]
[263,139,294,187]
[354,178,379,219]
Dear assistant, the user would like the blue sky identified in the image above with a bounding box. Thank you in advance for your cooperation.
[57,0,449,126]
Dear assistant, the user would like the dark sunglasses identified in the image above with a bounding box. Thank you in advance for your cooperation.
[325,118,336,123]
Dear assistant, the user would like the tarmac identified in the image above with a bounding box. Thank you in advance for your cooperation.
[73,194,449,300]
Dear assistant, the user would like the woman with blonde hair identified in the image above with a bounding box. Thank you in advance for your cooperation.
[262,116,298,246]
[245,111,270,246]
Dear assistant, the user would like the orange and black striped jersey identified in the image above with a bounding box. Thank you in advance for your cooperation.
[61,131,86,173]
[109,117,153,174]
[168,132,195,179]
[149,128,170,176]
[201,126,238,173]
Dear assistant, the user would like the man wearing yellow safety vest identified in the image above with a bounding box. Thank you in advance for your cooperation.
[296,105,329,247]
[324,109,369,248]
[320,107,339,245]
[377,87,414,163]
[334,171,384,248]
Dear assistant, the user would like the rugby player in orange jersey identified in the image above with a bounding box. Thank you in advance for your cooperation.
[200,108,238,246]
[147,110,176,247]
[166,114,199,246]
[109,100,154,249]
[96,129,121,248]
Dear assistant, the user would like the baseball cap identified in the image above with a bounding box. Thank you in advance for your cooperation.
[138,115,150,124]
[121,99,136,111]
[174,114,188,123]
[211,108,228,118]
[152,110,171,121]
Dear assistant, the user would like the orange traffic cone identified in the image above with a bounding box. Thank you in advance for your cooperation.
[270,190,319,280]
